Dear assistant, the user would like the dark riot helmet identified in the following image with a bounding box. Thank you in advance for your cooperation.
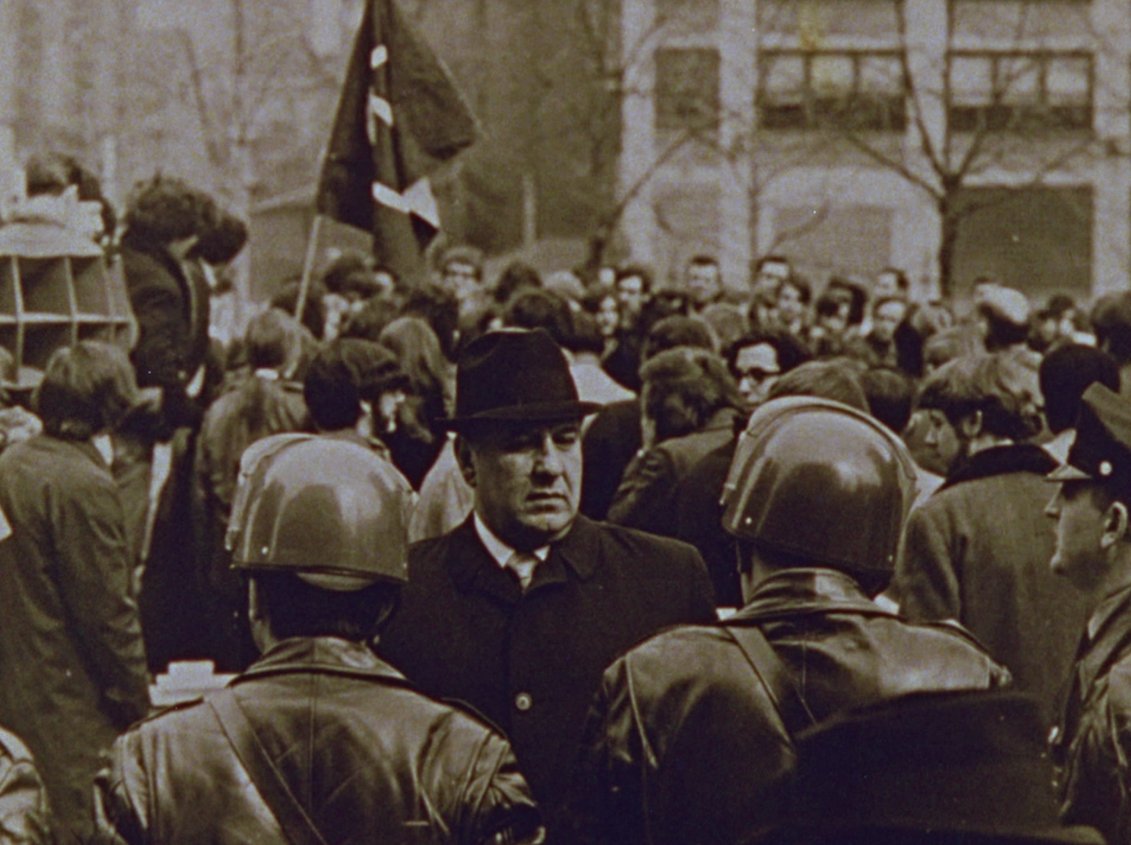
[721,396,918,578]
[226,434,412,590]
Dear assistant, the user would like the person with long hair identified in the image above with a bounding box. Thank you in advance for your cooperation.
[377,317,453,488]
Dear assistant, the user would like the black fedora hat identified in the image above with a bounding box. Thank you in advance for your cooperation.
[447,328,601,430]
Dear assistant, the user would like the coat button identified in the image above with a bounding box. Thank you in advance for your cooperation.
[515,692,533,711]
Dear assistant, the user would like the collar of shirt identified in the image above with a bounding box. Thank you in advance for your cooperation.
[473,512,550,570]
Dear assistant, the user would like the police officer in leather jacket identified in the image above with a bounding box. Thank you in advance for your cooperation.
[94,436,542,845]
[563,397,1010,845]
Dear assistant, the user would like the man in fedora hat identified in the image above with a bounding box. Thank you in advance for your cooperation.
[1045,382,1131,844]
[379,328,716,833]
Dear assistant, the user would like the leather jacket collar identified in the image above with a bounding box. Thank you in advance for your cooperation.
[733,568,892,624]
[234,636,408,686]
[943,443,1056,490]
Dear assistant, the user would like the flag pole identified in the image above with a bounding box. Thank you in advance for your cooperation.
[295,213,325,324]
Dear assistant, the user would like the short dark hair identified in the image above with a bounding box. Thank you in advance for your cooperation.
[1040,343,1121,433]
[640,347,742,441]
[402,282,460,360]
[503,289,572,347]
[782,274,812,305]
[303,340,366,431]
[339,295,403,343]
[493,261,543,305]
[36,341,137,440]
[917,353,1042,441]
[616,264,654,292]
[642,315,715,361]
[766,359,868,411]
[252,571,400,641]
[687,254,719,270]
[824,277,868,326]
[1092,292,1131,364]
[321,251,372,294]
[878,267,910,292]
[861,367,915,434]
[727,332,811,375]
[565,309,605,355]
[754,254,790,274]
[244,309,302,371]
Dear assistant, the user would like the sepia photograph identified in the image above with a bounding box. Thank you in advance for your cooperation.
[0,0,1126,842]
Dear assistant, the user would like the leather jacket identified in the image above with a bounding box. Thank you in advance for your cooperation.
[564,568,1009,845]
[1054,584,1131,845]
[94,637,541,845]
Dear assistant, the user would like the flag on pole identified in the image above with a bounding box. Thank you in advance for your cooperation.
[316,0,478,283]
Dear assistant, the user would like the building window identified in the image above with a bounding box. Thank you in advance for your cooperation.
[654,47,720,132]
[757,50,906,131]
[948,52,1093,132]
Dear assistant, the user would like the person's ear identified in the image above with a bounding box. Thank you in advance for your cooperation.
[247,579,265,626]
[1101,500,1130,550]
[455,435,477,488]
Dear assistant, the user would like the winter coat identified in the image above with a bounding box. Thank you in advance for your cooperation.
[0,434,150,840]
[890,443,1090,726]
[379,514,716,828]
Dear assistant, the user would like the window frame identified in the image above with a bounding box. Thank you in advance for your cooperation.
[946,49,1094,133]
[756,48,908,131]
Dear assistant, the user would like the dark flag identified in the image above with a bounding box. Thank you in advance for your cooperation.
[316,0,478,283]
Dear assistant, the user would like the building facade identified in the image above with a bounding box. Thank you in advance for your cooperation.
[618,0,1131,301]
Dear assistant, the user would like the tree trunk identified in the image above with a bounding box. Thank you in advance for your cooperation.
[937,198,960,299]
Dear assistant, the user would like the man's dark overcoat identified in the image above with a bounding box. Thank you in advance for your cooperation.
[0,435,150,839]
[379,514,716,815]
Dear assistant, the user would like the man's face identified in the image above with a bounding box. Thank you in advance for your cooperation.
[734,343,781,409]
[776,284,806,326]
[685,262,722,308]
[872,300,907,344]
[918,408,963,476]
[1045,481,1112,592]
[752,260,790,305]
[460,420,583,549]
[616,276,647,320]
[595,295,620,338]
[442,260,480,298]
[817,304,850,336]
[874,271,905,300]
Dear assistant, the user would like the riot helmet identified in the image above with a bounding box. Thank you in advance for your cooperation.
[721,396,917,579]
[227,434,412,590]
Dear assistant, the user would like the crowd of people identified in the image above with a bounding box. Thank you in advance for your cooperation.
[4,164,1131,844]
